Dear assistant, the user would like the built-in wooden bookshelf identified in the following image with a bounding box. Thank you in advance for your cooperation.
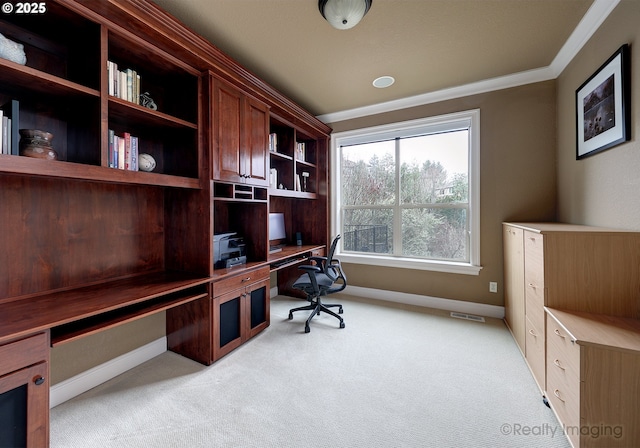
[0,0,331,445]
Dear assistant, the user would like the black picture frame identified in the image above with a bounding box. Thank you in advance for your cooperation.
[576,44,630,159]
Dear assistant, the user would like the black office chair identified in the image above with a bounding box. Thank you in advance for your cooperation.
[289,235,346,333]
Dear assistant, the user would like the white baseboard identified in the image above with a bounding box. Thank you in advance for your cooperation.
[50,337,167,408]
[342,285,505,319]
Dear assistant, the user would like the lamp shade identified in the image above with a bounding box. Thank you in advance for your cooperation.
[319,0,372,30]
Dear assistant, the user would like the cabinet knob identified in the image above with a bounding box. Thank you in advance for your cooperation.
[34,376,46,386]
[554,328,565,339]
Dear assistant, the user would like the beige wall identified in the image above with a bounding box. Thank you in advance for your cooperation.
[328,81,557,307]
[51,313,165,385]
[557,0,640,229]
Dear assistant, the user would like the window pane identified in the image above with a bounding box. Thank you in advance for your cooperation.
[343,208,392,254]
[402,208,468,261]
[341,140,395,206]
[400,131,468,204]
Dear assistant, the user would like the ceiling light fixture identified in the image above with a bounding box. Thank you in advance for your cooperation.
[318,0,372,30]
[373,76,395,88]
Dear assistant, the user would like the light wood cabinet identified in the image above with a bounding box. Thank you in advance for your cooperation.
[546,309,640,448]
[211,76,270,186]
[503,225,525,351]
[503,222,640,392]
[504,222,640,447]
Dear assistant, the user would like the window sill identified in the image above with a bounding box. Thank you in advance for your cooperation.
[337,252,482,275]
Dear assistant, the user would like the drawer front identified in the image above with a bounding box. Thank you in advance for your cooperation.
[213,266,270,298]
[524,316,545,393]
[545,315,580,444]
[525,293,544,336]
[524,231,545,306]
[0,332,49,376]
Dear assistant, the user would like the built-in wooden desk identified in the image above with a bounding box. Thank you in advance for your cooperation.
[0,271,210,346]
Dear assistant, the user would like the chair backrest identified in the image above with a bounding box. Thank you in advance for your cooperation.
[324,235,343,283]
[326,234,341,263]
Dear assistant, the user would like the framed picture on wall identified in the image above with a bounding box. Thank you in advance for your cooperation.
[576,43,630,159]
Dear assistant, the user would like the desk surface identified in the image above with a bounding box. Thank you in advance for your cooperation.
[211,244,324,280]
[0,245,325,345]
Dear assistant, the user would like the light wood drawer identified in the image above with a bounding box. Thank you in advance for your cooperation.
[213,266,270,298]
[525,292,544,336]
[545,313,580,446]
[524,231,545,305]
[525,316,545,392]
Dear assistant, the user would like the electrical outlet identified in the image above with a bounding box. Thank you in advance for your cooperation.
[489,282,498,293]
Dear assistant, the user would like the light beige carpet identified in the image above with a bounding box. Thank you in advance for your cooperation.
[50,295,570,447]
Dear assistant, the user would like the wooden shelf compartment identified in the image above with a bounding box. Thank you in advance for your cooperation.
[0,271,211,345]
[213,182,267,202]
[268,188,317,200]
[269,151,293,162]
[51,288,208,346]
[108,30,200,124]
[108,97,198,130]
[0,3,101,90]
[0,156,201,189]
[0,58,100,99]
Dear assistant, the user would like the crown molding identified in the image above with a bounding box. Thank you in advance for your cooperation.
[317,0,620,124]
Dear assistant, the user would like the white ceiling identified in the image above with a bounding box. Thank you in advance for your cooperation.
[150,0,615,122]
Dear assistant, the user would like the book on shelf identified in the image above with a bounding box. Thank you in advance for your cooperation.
[2,114,9,155]
[0,100,19,155]
[108,129,139,171]
[269,133,277,152]
[295,174,301,191]
[296,142,305,161]
[107,61,141,105]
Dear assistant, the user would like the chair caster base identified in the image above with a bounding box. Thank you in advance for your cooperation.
[340,321,345,329]
[305,325,310,333]
[288,312,293,320]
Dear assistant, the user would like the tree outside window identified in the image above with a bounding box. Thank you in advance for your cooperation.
[332,110,480,273]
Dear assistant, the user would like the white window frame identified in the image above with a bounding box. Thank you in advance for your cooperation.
[331,109,481,275]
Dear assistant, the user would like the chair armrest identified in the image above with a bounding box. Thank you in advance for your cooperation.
[298,264,322,273]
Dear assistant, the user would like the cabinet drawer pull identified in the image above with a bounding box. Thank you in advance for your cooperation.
[553,359,565,370]
[34,376,45,386]
[554,329,565,339]
[241,277,251,283]
[553,389,565,402]
[528,329,537,337]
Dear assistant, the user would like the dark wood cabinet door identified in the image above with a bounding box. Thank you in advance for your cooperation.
[244,98,270,186]
[0,362,49,448]
[212,80,243,183]
[212,77,269,186]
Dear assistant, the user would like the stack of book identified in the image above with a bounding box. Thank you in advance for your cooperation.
[108,130,139,171]
[107,61,141,105]
[0,100,19,155]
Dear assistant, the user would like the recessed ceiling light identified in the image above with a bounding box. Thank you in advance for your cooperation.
[373,76,395,88]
